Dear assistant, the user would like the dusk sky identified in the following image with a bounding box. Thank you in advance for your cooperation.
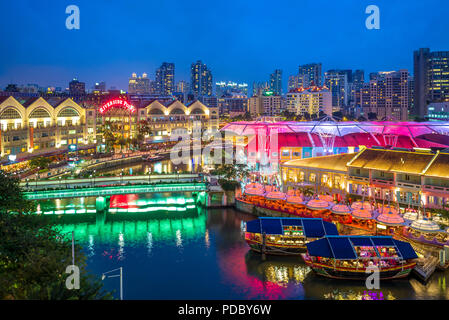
[1,0,448,91]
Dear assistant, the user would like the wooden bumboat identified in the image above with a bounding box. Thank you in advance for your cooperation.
[245,217,339,255]
[301,235,418,280]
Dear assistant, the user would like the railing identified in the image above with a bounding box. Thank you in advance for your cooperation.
[23,183,208,200]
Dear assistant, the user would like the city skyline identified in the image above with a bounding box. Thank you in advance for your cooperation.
[1,0,448,90]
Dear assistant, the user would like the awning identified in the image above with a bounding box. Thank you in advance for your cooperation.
[306,236,418,260]
[245,217,338,238]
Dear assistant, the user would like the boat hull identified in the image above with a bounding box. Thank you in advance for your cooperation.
[302,256,415,280]
[246,239,306,255]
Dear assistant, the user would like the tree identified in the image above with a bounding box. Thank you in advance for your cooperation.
[29,157,51,171]
[0,170,35,213]
[0,171,113,300]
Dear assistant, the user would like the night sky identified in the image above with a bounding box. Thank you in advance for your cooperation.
[0,0,448,91]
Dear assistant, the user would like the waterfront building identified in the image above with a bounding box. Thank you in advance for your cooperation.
[286,86,332,117]
[298,63,322,86]
[280,147,449,210]
[0,96,218,158]
[155,62,175,96]
[128,73,151,94]
[414,48,449,117]
[216,81,248,97]
[269,69,283,96]
[360,70,409,121]
[248,92,282,117]
[191,60,213,97]
[217,93,248,115]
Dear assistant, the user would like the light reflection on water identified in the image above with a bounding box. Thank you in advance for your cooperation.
[36,195,449,300]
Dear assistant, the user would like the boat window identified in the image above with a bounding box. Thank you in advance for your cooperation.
[354,246,377,258]
[376,246,399,259]
[283,225,304,236]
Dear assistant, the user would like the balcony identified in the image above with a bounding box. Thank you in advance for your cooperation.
[371,178,394,187]
[422,184,449,195]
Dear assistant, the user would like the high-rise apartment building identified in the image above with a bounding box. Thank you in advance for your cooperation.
[288,74,310,91]
[269,69,283,96]
[155,62,175,96]
[360,70,409,121]
[128,73,150,94]
[298,63,322,86]
[216,81,248,97]
[286,87,332,117]
[252,81,269,96]
[191,60,213,97]
[414,48,449,117]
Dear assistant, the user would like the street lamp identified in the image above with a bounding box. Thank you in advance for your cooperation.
[101,267,123,300]
[93,170,96,186]
[59,176,62,188]
[90,174,93,187]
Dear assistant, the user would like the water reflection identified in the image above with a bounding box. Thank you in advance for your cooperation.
[34,195,449,299]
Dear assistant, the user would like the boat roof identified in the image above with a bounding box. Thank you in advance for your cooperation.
[246,217,338,238]
[306,235,418,260]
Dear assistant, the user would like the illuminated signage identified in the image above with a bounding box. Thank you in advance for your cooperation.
[99,99,136,114]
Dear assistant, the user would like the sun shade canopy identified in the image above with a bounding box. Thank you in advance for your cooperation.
[306,236,418,260]
[245,217,338,238]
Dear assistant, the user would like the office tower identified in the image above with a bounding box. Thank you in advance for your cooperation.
[414,48,449,117]
[298,63,322,86]
[155,62,175,96]
[324,70,349,112]
[360,70,409,121]
[191,60,213,97]
[286,87,332,117]
[269,69,283,96]
[128,73,150,94]
[69,78,85,95]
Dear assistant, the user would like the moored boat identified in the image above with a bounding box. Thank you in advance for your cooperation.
[244,217,339,255]
[301,235,418,280]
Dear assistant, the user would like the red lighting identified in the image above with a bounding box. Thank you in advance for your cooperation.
[99,98,136,114]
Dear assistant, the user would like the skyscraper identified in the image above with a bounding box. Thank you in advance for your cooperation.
[414,48,449,117]
[298,63,322,86]
[128,73,150,94]
[360,70,409,121]
[155,62,175,96]
[324,70,349,112]
[69,78,85,95]
[269,69,282,96]
[288,74,310,91]
[191,60,213,97]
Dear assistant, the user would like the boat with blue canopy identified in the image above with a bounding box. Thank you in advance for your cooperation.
[244,217,339,255]
[302,235,418,280]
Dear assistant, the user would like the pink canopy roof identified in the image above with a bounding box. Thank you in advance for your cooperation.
[286,195,304,205]
[376,211,405,226]
[352,208,374,220]
[351,201,373,211]
[331,204,352,215]
[306,199,331,210]
[222,120,449,138]
[318,194,334,202]
[265,191,286,201]
[245,187,265,196]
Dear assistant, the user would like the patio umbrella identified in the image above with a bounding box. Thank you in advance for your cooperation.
[402,211,419,222]
[351,201,373,210]
[306,199,331,210]
[245,187,265,196]
[286,195,304,205]
[265,191,286,201]
[351,208,374,220]
[410,219,441,233]
[376,208,405,226]
[331,204,352,215]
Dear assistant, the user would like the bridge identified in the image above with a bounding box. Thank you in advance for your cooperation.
[23,182,208,200]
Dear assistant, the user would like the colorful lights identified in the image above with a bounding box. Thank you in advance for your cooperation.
[99,98,136,114]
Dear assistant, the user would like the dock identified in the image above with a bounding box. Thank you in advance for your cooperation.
[412,256,439,282]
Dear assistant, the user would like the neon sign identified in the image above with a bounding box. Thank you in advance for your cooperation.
[99,99,136,114]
